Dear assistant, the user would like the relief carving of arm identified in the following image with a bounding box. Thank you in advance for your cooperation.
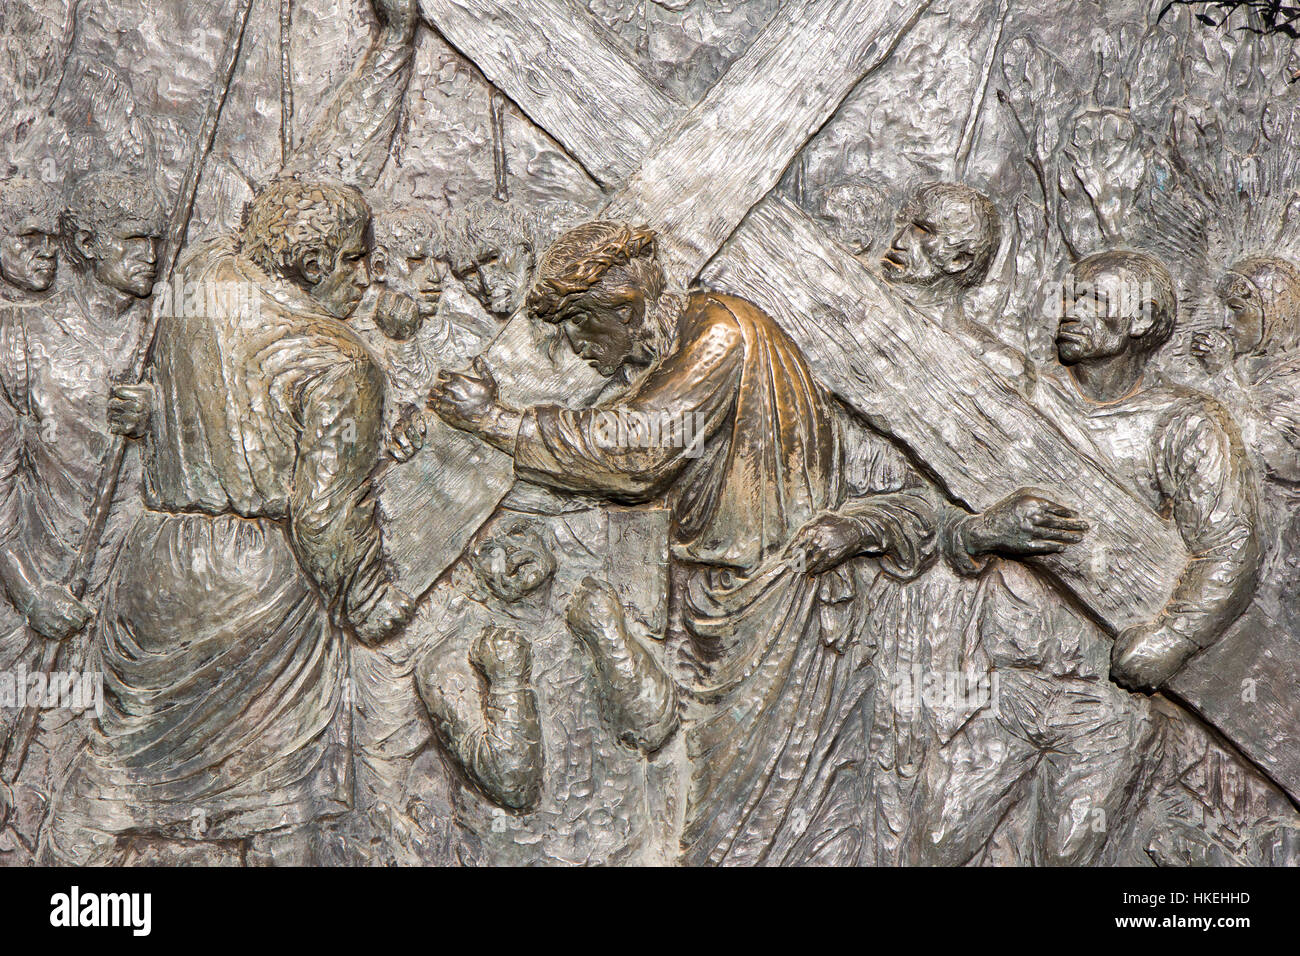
[1111,401,1261,691]
[289,355,412,645]
[282,0,419,188]
[415,627,543,811]
[566,577,678,755]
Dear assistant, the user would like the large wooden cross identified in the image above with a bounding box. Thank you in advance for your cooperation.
[420,0,1183,630]
[401,0,1297,798]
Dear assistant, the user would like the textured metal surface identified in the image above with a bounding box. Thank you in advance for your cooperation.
[0,0,1298,867]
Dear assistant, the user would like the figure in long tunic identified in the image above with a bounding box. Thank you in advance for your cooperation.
[0,172,162,858]
[431,220,942,865]
[43,179,414,865]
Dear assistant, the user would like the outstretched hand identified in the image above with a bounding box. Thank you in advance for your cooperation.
[1190,330,1232,374]
[429,356,500,435]
[963,489,1089,557]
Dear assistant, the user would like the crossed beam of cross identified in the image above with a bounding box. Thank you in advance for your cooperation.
[407,0,1300,798]
[422,0,1185,631]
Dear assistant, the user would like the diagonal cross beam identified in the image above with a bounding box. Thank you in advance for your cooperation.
[421,0,1186,634]
[416,0,1300,802]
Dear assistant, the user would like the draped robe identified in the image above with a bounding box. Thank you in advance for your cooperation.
[511,290,938,865]
[47,239,394,853]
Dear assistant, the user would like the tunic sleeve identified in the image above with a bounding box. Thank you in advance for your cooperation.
[289,353,393,632]
[1153,398,1261,649]
[512,314,744,502]
[415,647,543,811]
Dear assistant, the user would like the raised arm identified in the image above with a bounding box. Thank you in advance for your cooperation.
[282,0,419,188]
[415,627,543,811]
[566,577,678,755]
[431,314,744,502]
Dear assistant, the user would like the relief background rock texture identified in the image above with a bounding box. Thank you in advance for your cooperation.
[1,0,1298,865]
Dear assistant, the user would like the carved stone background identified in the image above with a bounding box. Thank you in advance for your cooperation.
[2,0,1299,866]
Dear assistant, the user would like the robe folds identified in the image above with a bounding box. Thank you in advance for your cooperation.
[512,291,938,864]
[50,238,392,848]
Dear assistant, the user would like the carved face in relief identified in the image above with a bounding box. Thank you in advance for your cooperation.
[74,222,160,299]
[468,518,557,604]
[557,268,657,377]
[449,243,533,318]
[1216,272,1266,355]
[881,183,1000,294]
[372,230,443,321]
[1216,257,1300,356]
[1056,253,1174,365]
[0,219,58,293]
[303,220,371,319]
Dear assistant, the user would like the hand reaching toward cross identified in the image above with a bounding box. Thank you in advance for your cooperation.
[428,357,522,452]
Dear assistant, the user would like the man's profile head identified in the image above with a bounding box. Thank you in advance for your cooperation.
[882,182,1001,295]
[1056,250,1176,366]
[528,219,666,377]
[0,177,62,294]
[434,199,539,319]
[241,177,372,320]
[62,170,165,299]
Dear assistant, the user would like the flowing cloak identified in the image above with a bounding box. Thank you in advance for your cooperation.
[511,290,937,865]
[52,238,393,844]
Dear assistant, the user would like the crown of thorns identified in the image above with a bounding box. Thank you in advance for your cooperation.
[527,220,657,320]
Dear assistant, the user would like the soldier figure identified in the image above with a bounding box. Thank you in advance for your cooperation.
[0,172,162,856]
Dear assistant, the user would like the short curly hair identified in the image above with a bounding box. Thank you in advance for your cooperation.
[527,220,658,321]
[62,170,166,270]
[0,177,62,237]
[240,177,370,282]
[1072,250,1177,354]
[371,203,435,258]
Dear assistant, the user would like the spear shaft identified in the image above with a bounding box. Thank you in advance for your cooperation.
[0,0,256,791]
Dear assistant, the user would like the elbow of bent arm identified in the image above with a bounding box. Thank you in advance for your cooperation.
[611,671,679,755]
[476,733,544,812]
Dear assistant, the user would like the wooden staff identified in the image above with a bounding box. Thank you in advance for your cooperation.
[281,0,295,162]
[0,0,257,791]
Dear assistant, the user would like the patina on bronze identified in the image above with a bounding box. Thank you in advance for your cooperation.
[0,0,1298,866]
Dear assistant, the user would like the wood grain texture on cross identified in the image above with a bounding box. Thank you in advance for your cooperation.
[419,0,1187,633]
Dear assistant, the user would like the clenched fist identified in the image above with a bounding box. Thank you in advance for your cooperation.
[470,626,532,685]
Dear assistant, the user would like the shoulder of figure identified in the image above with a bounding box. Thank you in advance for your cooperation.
[1151,380,1243,456]
[682,290,762,347]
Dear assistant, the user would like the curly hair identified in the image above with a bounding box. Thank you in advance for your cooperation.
[433,197,540,272]
[527,220,659,321]
[372,203,436,258]
[61,170,166,270]
[240,177,370,282]
[1072,250,1178,353]
[0,177,62,237]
